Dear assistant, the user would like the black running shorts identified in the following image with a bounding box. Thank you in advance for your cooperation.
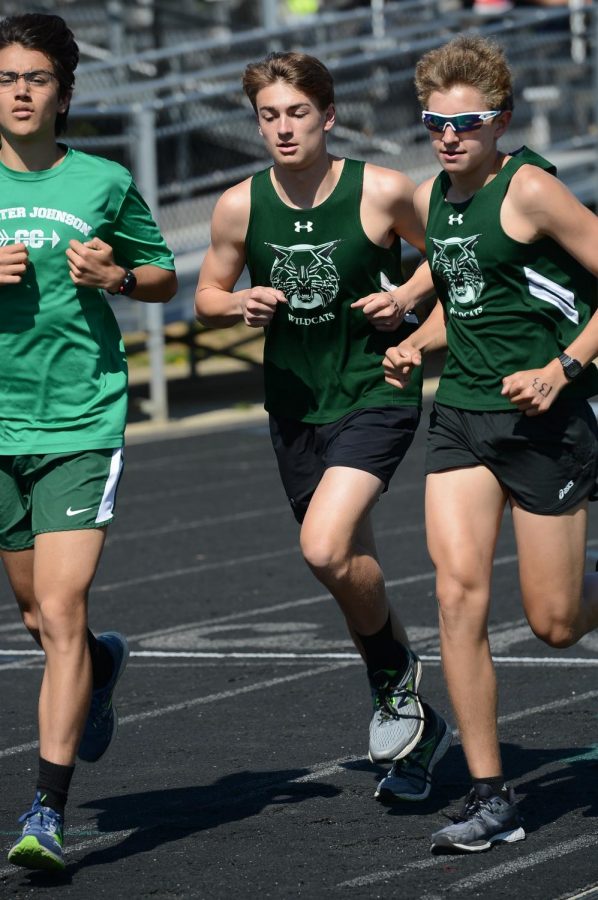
[269,405,421,523]
[425,400,598,514]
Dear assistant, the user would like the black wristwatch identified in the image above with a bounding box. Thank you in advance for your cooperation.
[109,268,137,296]
[558,352,583,380]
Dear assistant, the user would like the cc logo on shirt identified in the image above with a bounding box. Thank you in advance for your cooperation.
[14,229,60,249]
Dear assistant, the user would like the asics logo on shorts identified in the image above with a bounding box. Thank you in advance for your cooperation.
[558,480,574,500]
[66,505,93,517]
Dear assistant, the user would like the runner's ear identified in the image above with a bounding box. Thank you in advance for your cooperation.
[323,104,336,131]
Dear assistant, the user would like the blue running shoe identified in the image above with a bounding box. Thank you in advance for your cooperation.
[78,631,129,763]
[8,792,64,872]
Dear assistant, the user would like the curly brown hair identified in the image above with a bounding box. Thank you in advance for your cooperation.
[415,35,513,111]
[242,51,334,113]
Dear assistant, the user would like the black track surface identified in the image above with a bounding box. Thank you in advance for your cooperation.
[0,400,597,899]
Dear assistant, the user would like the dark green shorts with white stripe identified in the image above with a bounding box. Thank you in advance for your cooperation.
[0,448,124,550]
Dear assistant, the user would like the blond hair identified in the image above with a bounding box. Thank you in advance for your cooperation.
[415,35,513,111]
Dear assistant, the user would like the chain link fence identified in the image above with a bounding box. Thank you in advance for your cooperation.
[6,2,595,417]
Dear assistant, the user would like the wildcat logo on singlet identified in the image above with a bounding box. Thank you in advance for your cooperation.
[431,235,485,317]
[265,240,341,325]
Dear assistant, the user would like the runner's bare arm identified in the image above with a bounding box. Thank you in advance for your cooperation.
[353,171,435,330]
[383,298,447,389]
[195,180,286,329]
[502,167,598,414]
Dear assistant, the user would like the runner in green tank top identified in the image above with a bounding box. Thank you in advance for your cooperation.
[384,35,598,854]
[0,14,177,874]
[195,52,451,800]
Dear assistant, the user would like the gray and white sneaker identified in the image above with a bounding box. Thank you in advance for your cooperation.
[368,650,424,762]
[375,703,452,802]
[430,783,526,854]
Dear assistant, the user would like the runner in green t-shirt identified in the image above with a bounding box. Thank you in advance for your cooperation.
[1,13,177,873]
[384,35,598,854]
[196,52,451,805]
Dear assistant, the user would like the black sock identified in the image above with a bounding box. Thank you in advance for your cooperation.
[356,614,410,678]
[36,757,74,816]
[473,776,509,799]
[87,630,114,690]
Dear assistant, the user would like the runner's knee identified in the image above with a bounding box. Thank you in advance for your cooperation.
[300,527,350,580]
[527,609,578,648]
[436,574,490,636]
[35,592,87,642]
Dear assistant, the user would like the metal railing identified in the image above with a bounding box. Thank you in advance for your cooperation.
[56,2,598,420]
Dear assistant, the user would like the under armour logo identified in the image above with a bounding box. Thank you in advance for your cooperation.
[448,214,464,225]
[294,221,313,232]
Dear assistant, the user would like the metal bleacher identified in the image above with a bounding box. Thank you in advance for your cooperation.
[9,0,598,418]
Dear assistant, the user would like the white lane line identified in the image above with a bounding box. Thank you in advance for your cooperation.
[416,833,598,898]
[106,505,289,543]
[118,464,419,507]
[1,649,597,667]
[1,694,596,878]
[0,830,136,879]
[496,688,598,726]
[95,546,301,592]
[1,672,596,765]
[338,691,598,890]
[92,521,428,594]
[0,752,369,879]
[121,471,276,504]
[125,577,431,643]
[124,443,265,472]
[112,552,520,642]
[339,833,598,890]
[0,662,349,760]
[0,657,41,673]
[105,532,598,595]
[555,885,598,900]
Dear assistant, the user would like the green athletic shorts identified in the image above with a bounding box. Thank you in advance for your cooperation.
[0,448,124,551]
[425,400,598,515]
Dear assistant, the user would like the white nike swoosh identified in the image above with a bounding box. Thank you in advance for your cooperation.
[66,506,93,517]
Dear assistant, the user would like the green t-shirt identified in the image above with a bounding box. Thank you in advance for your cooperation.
[0,147,175,453]
[245,159,423,423]
[426,146,598,410]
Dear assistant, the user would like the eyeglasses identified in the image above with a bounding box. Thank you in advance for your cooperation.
[421,110,502,134]
[0,70,57,91]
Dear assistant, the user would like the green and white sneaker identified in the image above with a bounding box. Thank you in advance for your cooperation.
[375,703,452,801]
[368,650,424,762]
[8,792,64,872]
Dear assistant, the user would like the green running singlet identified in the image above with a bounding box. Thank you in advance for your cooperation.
[426,145,598,411]
[245,158,423,423]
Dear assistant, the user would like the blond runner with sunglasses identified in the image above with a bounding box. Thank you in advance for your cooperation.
[384,34,598,854]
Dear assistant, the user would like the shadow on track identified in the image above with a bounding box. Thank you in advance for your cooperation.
[360,742,598,828]
[65,769,341,874]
